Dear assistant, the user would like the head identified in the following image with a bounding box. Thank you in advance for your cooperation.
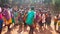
[3,4,9,9]
[13,6,18,11]
[31,6,34,10]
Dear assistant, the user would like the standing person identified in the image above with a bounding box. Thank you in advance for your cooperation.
[0,7,3,34]
[9,6,15,24]
[13,6,19,26]
[25,6,36,34]
[2,5,12,31]
[38,12,42,31]
[45,13,48,28]
[19,7,25,24]
[18,7,25,32]
[57,14,60,33]
[11,9,15,27]
[23,12,27,27]
[34,11,39,30]
[41,14,46,30]
[45,12,51,30]
[54,15,58,31]
[23,8,29,31]
[35,11,39,24]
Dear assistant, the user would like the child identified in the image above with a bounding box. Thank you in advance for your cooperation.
[0,7,3,34]
[58,20,60,32]
[11,12,15,27]
[38,13,42,31]
[2,5,12,31]
[57,14,60,33]
[54,16,58,30]
[41,14,46,30]
[13,6,19,25]
[25,6,36,34]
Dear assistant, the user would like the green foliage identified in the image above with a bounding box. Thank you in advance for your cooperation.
[0,0,9,7]
[53,0,60,14]
[1,0,8,4]
[44,0,52,4]
[54,0,60,11]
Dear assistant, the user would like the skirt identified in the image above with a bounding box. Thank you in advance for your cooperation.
[3,17,12,26]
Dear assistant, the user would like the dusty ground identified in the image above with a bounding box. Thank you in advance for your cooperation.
[1,19,60,34]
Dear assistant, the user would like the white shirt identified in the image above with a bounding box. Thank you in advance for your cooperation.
[42,14,46,23]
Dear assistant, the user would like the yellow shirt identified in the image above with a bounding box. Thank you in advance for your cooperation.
[58,20,60,26]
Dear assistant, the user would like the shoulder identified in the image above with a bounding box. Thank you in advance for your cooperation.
[34,12,36,14]
[28,11,31,13]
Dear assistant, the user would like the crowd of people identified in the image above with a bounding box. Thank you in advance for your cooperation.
[0,4,60,34]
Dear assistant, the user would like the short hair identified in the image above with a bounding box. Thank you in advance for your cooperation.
[31,6,34,10]
[3,4,9,8]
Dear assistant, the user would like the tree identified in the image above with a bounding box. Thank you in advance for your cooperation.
[1,0,9,5]
[53,0,60,14]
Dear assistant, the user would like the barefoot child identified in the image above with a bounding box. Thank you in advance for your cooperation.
[2,5,12,31]
[0,7,3,34]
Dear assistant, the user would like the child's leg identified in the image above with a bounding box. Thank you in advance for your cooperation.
[0,25,3,34]
[44,22,47,28]
[0,29,2,34]
[39,22,42,31]
[54,22,57,30]
[29,25,34,34]
[42,23,45,30]
[58,26,60,32]
[0,20,3,34]
[8,24,11,31]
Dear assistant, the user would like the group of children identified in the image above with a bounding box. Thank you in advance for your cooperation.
[0,5,29,34]
[0,5,60,34]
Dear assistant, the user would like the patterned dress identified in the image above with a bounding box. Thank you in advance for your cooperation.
[2,9,12,25]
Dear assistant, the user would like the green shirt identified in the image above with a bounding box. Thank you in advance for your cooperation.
[26,10,35,26]
[14,12,18,17]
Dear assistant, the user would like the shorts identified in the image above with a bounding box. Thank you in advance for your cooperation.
[54,22,57,26]
[46,22,51,26]
[39,21,44,26]
[0,20,3,29]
